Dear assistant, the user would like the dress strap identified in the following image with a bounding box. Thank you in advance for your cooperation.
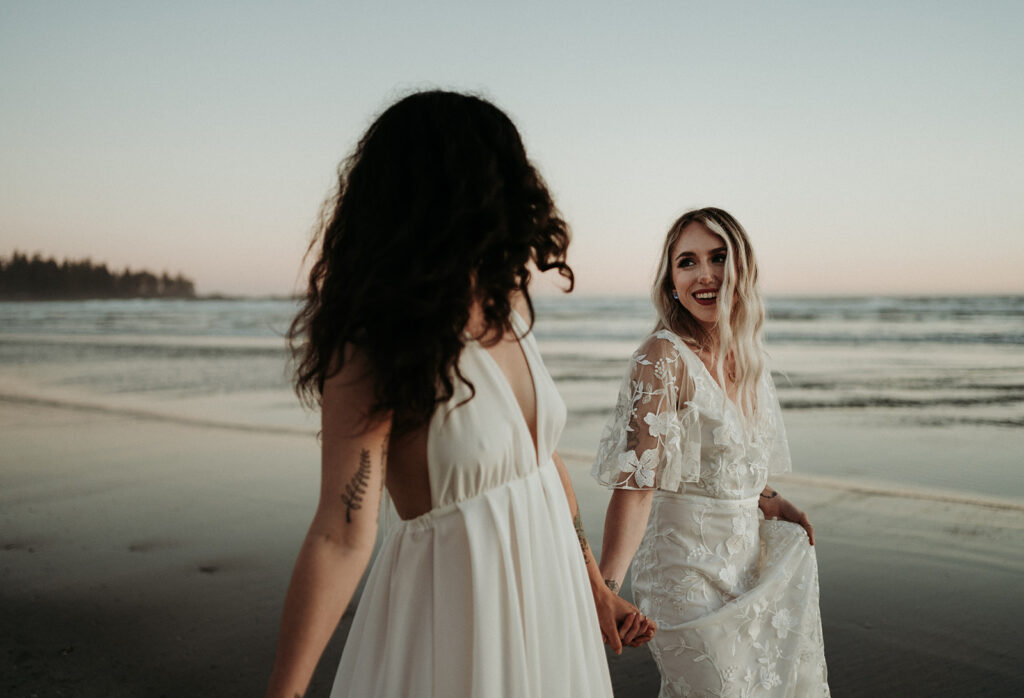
[509,308,530,336]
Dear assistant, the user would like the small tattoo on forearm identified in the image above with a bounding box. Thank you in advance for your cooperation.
[340,449,371,523]
[604,578,620,595]
[573,511,592,564]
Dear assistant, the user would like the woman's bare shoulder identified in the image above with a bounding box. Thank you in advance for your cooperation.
[322,344,391,435]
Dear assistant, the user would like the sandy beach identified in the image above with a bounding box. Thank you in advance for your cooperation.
[2,399,1022,697]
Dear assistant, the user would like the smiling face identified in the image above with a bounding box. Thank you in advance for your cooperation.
[669,221,728,331]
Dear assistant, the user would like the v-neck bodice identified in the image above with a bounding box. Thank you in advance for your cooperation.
[592,328,792,499]
[333,311,613,697]
[426,311,566,510]
[672,338,745,417]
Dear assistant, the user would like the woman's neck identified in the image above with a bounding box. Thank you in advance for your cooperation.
[692,325,721,356]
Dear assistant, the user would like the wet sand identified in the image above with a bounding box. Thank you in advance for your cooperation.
[2,400,1023,696]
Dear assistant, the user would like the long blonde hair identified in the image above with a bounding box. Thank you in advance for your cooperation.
[652,207,766,419]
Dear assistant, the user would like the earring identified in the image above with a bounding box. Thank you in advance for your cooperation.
[672,290,678,300]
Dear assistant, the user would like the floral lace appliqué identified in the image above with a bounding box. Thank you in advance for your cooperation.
[593,330,791,497]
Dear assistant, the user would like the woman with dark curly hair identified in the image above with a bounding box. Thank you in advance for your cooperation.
[265,91,653,698]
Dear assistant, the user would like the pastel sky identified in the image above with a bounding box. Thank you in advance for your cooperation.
[2,1,1021,296]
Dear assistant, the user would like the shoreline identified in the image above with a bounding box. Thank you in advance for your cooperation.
[562,449,1024,512]
[4,387,1022,509]
[2,402,1023,696]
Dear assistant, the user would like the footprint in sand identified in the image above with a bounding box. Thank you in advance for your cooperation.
[194,557,253,574]
[3,542,37,553]
[127,539,178,553]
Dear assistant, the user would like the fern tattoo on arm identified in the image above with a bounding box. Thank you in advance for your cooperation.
[340,449,371,523]
[573,510,592,565]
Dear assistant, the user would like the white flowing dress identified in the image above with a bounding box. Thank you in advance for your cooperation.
[593,330,829,697]
[331,312,613,697]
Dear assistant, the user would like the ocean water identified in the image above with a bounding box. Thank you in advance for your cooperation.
[1,295,1022,500]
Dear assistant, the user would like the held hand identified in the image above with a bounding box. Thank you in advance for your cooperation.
[594,587,656,653]
[760,494,815,545]
[593,586,627,654]
[619,609,656,647]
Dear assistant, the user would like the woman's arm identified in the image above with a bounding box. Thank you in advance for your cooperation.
[265,350,392,698]
[597,488,653,595]
[551,452,655,653]
[759,485,815,545]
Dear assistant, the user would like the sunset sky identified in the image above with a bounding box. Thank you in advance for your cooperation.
[2,1,1021,296]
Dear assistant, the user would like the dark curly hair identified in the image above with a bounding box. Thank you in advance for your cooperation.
[289,90,574,432]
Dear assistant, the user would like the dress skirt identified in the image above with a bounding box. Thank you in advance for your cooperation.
[330,460,613,697]
[633,491,829,697]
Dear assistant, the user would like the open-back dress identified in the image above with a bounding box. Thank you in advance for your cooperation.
[593,329,829,697]
[331,311,613,697]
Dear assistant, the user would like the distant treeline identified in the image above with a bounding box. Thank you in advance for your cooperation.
[0,251,196,300]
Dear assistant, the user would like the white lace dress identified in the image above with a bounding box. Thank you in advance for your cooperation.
[331,312,613,697]
[593,330,829,697]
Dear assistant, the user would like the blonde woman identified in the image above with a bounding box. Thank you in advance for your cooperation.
[593,208,829,696]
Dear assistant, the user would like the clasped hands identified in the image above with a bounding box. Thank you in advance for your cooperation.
[594,587,656,654]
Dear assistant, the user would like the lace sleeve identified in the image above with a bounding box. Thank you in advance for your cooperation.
[764,370,793,475]
[591,332,702,491]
